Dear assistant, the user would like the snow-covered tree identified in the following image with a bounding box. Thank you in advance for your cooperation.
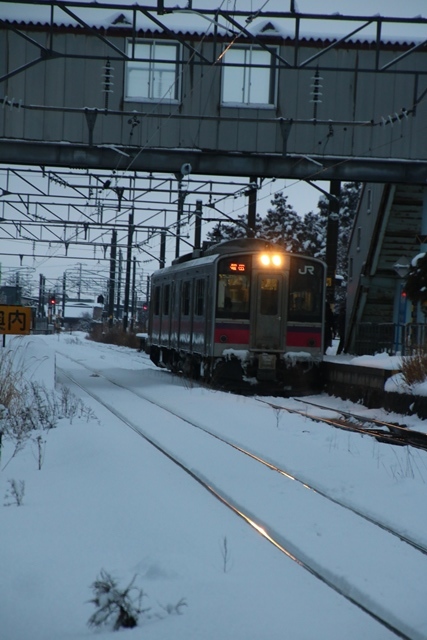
[301,208,327,258]
[206,183,361,302]
[261,193,305,251]
[206,210,265,243]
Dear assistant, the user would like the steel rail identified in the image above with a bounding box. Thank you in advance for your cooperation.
[56,358,415,639]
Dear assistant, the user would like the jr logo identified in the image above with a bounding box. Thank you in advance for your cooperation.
[298,265,315,275]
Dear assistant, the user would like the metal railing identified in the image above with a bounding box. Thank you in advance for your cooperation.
[353,323,427,356]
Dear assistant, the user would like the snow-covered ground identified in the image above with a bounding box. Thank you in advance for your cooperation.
[1,333,427,640]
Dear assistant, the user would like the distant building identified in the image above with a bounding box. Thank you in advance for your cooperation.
[0,285,22,305]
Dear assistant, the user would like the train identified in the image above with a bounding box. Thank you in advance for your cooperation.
[145,237,326,393]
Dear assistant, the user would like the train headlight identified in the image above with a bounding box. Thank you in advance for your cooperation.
[259,253,283,267]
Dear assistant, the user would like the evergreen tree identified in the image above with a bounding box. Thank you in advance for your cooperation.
[260,193,305,251]
[206,212,263,242]
[301,208,327,259]
[206,182,361,303]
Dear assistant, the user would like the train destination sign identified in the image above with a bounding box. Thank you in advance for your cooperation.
[0,306,32,335]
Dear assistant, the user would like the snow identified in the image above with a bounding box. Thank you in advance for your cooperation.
[1,332,427,640]
[1,0,426,44]
[325,349,427,398]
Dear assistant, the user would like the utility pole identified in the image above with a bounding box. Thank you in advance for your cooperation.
[77,262,82,301]
[160,230,166,268]
[175,178,185,259]
[194,200,202,250]
[131,256,136,332]
[247,177,258,237]
[62,273,66,325]
[123,209,134,332]
[116,249,122,320]
[325,180,341,304]
[38,274,45,317]
[108,229,117,327]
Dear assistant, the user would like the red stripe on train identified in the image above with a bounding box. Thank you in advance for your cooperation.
[214,324,250,345]
[286,328,322,348]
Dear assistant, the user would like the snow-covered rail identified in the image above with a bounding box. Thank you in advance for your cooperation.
[56,350,427,640]
[289,397,427,450]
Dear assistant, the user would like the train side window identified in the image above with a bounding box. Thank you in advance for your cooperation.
[194,278,205,316]
[260,278,278,315]
[182,281,191,316]
[163,284,170,315]
[153,286,161,316]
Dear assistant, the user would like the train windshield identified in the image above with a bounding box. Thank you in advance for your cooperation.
[216,256,251,319]
[288,257,323,322]
[260,278,278,315]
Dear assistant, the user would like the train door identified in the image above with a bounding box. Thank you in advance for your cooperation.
[252,274,286,350]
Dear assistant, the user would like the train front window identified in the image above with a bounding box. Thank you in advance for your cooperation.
[217,256,251,319]
[260,278,278,315]
[288,257,323,322]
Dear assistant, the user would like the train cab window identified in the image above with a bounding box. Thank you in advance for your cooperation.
[153,286,161,316]
[216,256,251,319]
[194,278,205,316]
[288,257,323,322]
[181,281,191,316]
[163,284,170,315]
[260,278,278,315]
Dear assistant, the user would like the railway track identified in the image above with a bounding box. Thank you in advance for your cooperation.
[56,350,427,639]
[286,397,427,450]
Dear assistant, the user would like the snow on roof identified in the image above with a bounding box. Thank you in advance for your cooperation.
[1,2,425,46]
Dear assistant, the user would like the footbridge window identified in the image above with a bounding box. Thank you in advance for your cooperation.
[221,45,277,107]
[126,40,180,102]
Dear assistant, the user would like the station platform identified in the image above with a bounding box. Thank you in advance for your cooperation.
[323,346,427,419]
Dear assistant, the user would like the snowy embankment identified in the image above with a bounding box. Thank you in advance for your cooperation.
[1,333,427,640]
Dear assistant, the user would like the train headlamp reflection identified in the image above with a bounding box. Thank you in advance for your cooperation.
[259,253,283,267]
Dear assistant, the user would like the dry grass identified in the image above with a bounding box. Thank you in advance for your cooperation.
[89,324,141,350]
[0,348,24,410]
[400,348,427,386]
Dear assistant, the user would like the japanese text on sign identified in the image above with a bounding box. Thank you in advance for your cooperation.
[0,306,32,335]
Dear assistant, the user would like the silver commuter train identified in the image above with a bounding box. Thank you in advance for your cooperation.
[146,238,326,391]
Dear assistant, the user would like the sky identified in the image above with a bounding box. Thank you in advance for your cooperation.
[0,0,426,293]
[1,332,427,640]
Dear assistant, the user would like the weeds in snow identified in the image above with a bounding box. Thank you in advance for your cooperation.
[272,406,283,429]
[88,569,187,631]
[388,447,426,483]
[88,570,148,631]
[400,348,427,386]
[0,348,97,471]
[160,598,188,615]
[220,535,232,573]
[4,478,25,506]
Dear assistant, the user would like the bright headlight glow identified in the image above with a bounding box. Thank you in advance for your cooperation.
[260,253,283,267]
